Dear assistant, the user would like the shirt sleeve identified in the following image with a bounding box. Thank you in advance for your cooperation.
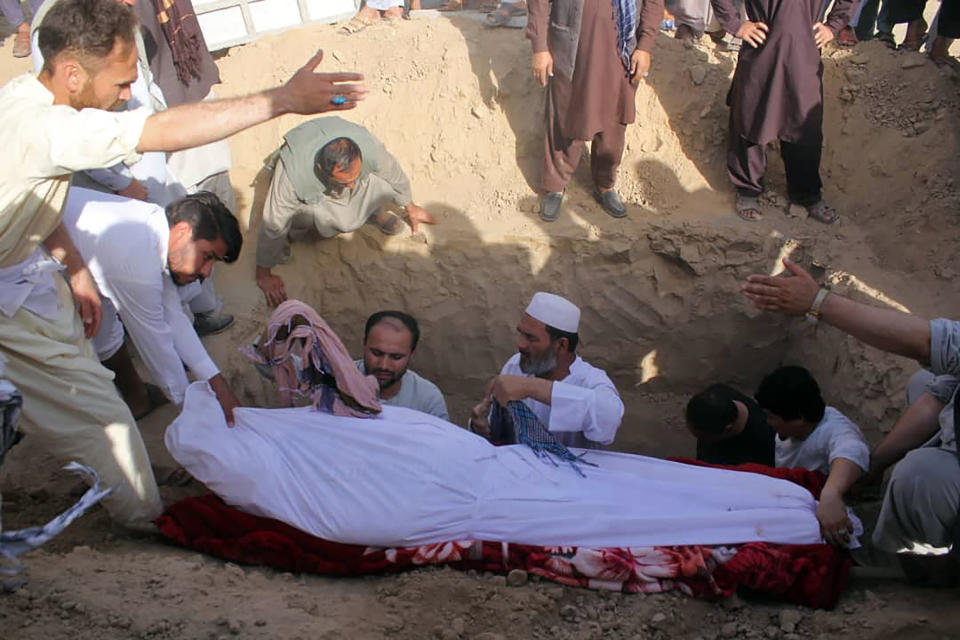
[824,0,855,34]
[924,373,959,405]
[546,372,624,446]
[161,275,220,385]
[372,144,412,207]
[109,270,194,405]
[424,385,450,422]
[256,161,302,268]
[636,0,665,53]
[929,319,960,378]
[709,0,744,37]
[526,0,551,53]
[824,412,870,473]
[43,106,150,175]
[83,165,135,193]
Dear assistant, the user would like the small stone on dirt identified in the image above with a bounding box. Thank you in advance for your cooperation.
[506,569,528,586]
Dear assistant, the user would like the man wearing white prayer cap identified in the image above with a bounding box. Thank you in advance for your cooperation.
[469,292,625,449]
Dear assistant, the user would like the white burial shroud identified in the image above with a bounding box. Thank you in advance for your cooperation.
[166,382,845,549]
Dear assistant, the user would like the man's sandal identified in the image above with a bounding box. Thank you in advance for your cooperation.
[339,15,374,34]
[485,2,526,27]
[805,200,839,225]
[736,194,763,221]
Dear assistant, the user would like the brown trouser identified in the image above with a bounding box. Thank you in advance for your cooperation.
[541,86,627,194]
[727,135,823,206]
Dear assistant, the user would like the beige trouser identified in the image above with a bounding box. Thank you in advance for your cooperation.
[0,276,161,532]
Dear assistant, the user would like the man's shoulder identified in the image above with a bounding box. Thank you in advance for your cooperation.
[404,368,444,396]
[815,406,865,441]
[569,355,611,379]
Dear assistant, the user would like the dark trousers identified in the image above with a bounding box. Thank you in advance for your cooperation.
[542,88,627,193]
[878,0,959,36]
[727,136,823,206]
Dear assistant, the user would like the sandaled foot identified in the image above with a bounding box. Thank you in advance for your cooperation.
[12,27,30,58]
[836,25,857,47]
[438,0,463,10]
[875,31,896,49]
[370,210,405,235]
[929,36,958,67]
[736,194,763,221]
[485,2,526,27]
[339,8,378,33]
[593,187,627,218]
[804,200,839,224]
[899,18,927,51]
[384,6,403,20]
[675,23,702,41]
[706,29,726,44]
[540,191,564,222]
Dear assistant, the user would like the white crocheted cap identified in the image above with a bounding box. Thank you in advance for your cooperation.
[525,292,580,333]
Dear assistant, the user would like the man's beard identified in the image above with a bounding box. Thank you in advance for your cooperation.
[168,260,200,287]
[371,368,404,391]
[519,347,557,377]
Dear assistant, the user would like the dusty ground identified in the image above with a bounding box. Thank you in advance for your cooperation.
[2,9,960,640]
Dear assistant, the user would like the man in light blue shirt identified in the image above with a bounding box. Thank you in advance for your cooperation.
[355,311,448,421]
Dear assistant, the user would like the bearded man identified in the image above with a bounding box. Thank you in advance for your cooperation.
[355,310,448,420]
[470,292,624,449]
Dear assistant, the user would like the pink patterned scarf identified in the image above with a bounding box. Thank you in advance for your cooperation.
[241,300,381,418]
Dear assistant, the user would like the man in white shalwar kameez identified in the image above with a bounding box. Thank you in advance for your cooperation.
[0,0,364,533]
[470,292,624,449]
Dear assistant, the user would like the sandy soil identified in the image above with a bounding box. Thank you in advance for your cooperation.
[2,11,960,640]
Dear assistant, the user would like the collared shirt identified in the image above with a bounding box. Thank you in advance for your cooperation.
[62,188,219,405]
[775,406,870,474]
[355,360,449,421]
[0,73,149,268]
[498,353,624,449]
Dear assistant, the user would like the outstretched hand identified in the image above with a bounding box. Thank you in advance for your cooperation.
[403,203,437,233]
[278,50,369,115]
[742,258,820,315]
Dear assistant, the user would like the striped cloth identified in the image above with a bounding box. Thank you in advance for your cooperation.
[613,0,639,70]
[490,401,597,477]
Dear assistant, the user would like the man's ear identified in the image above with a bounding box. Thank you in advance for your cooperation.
[60,58,88,95]
[556,336,569,354]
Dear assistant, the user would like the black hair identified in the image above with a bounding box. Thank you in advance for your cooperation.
[545,324,579,354]
[685,386,738,435]
[364,311,420,351]
[38,0,137,74]
[316,137,362,180]
[755,366,826,424]
[166,192,243,263]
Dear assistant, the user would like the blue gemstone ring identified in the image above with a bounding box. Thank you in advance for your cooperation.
[331,94,347,105]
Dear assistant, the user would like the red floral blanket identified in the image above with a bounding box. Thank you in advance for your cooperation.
[156,460,850,609]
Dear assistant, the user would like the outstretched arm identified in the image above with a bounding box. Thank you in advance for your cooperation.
[742,258,931,363]
[137,50,367,153]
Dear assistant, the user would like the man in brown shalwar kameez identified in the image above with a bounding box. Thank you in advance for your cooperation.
[527,0,664,222]
[710,0,853,223]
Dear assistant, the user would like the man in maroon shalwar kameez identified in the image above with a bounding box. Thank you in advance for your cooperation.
[710,0,853,223]
[527,0,664,222]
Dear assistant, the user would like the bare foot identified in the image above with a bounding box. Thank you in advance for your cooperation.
[384,6,403,20]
